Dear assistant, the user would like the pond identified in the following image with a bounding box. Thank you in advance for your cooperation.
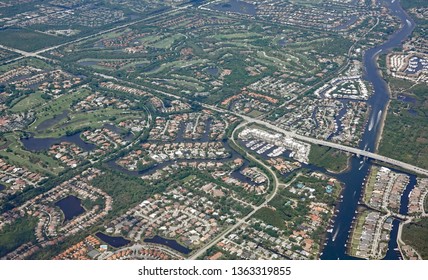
[144,235,192,255]
[36,110,69,132]
[206,67,219,76]
[55,195,85,222]
[96,232,131,248]
[212,0,257,16]
[21,132,96,152]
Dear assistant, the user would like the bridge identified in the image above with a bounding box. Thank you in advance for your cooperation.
[1,8,426,178]
[201,104,428,177]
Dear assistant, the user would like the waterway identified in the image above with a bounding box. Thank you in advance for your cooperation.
[107,135,259,187]
[104,123,134,142]
[321,0,415,260]
[96,232,131,248]
[55,195,85,222]
[144,235,192,255]
[100,0,414,260]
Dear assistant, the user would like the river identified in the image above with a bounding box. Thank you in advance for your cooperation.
[320,0,415,260]
[96,0,414,259]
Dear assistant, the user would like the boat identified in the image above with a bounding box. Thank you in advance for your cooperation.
[368,116,374,131]
[375,110,382,128]
[332,227,339,242]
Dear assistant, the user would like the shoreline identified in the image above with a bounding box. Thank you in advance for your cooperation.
[373,55,392,153]
[326,154,352,175]
[319,179,348,259]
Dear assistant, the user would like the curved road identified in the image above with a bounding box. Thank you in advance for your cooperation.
[188,121,280,260]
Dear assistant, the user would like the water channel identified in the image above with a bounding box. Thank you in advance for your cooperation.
[321,0,415,259]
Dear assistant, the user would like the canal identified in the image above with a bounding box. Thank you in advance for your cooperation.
[321,0,415,260]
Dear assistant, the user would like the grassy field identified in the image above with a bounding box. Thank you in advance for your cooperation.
[152,34,185,49]
[309,145,350,173]
[36,108,143,138]
[0,216,37,257]
[209,32,262,40]
[26,89,91,132]
[363,167,378,204]
[402,217,428,259]
[0,134,63,175]
[0,28,65,51]
[10,91,45,113]
[144,59,208,75]
[254,207,286,230]
[348,210,369,256]
[0,58,53,73]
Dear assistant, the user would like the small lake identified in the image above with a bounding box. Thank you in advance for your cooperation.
[144,235,192,254]
[212,0,257,16]
[278,39,287,47]
[0,184,5,191]
[397,94,416,104]
[21,132,96,152]
[36,110,69,132]
[206,67,219,76]
[96,232,131,248]
[104,123,134,141]
[55,195,85,222]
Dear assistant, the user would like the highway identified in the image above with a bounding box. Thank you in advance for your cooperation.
[92,72,428,178]
[1,1,426,177]
[0,4,192,65]
[0,44,55,62]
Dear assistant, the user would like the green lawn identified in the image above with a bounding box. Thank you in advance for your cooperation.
[152,34,185,49]
[0,134,62,175]
[10,91,45,112]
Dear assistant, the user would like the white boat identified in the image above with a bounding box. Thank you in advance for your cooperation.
[332,227,340,242]
[368,116,374,131]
